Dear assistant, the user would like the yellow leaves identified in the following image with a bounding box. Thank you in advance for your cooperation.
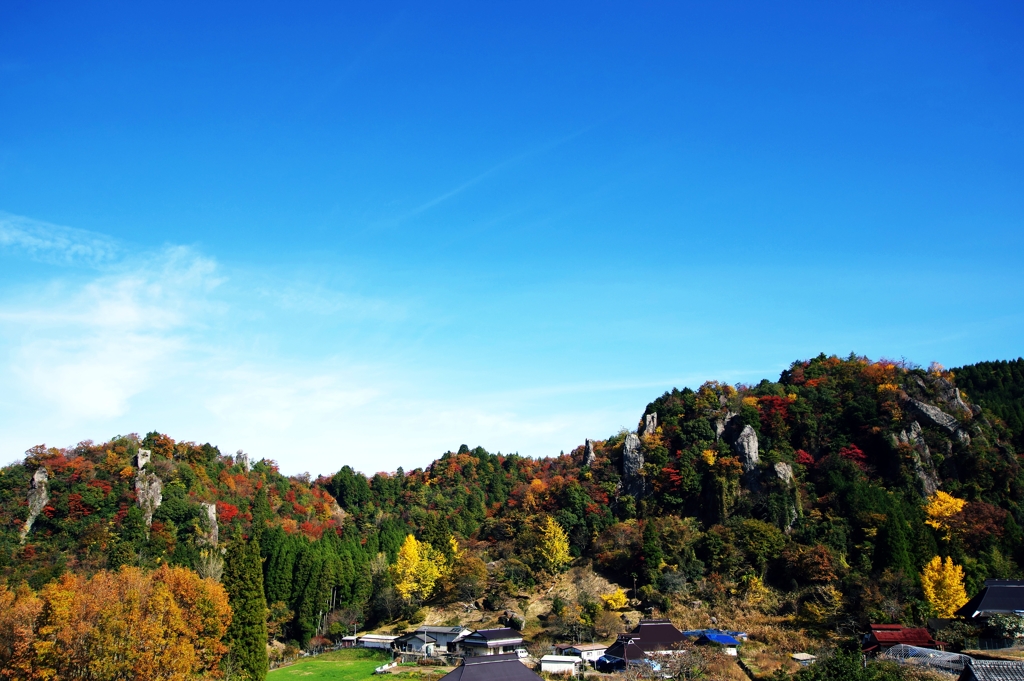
[701,449,717,466]
[742,396,759,408]
[0,582,42,680]
[801,584,845,625]
[391,534,448,603]
[119,466,136,481]
[877,383,899,395]
[600,587,628,610]
[787,393,797,402]
[1,566,230,681]
[924,491,966,537]
[740,574,776,610]
[104,451,123,473]
[921,555,968,618]
[538,516,572,574]
[448,535,462,562]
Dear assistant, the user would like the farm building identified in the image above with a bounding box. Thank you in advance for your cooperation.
[358,634,398,650]
[862,624,940,652]
[539,655,582,675]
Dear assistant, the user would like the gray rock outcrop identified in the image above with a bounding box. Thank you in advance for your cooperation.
[135,448,162,529]
[905,398,970,444]
[20,468,49,544]
[772,462,799,529]
[621,433,645,496]
[640,412,658,437]
[894,421,940,497]
[236,450,250,472]
[200,502,219,547]
[714,412,760,490]
[934,378,974,416]
[733,425,760,472]
[583,439,596,467]
[714,411,739,440]
[774,462,794,486]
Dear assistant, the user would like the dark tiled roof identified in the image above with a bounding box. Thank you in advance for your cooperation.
[463,628,523,643]
[959,661,1024,681]
[604,639,647,661]
[958,582,1024,618]
[440,654,542,681]
[396,632,437,644]
[627,619,687,652]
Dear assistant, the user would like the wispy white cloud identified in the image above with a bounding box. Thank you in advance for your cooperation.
[0,212,120,265]
[0,213,654,475]
[0,244,221,420]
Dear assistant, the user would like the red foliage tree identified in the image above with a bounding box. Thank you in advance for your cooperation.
[216,502,239,524]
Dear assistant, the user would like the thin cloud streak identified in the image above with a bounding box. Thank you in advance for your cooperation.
[392,124,599,223]
[0,212,119,266]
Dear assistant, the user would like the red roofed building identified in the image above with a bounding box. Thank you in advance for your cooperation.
[862,624,941,652]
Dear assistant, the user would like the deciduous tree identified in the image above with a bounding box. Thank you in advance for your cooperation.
[921,555,968,618]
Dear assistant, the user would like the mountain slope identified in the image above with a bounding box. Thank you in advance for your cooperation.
[2,353,1023,646]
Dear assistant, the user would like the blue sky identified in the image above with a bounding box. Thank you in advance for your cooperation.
[1,1,1022,475]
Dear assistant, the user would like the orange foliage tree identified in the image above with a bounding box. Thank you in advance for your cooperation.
[0,565,230,681]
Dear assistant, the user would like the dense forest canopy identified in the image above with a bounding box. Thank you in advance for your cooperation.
[2,353,1024,658]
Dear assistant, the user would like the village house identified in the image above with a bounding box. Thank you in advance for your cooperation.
[862,624,941,653]
[457,627,525,657]
[557,642,608,665]
[599,618,688,670]
[957,660,1024,681]
[957,580,1024,620]
[393,631,437,656]
[439,652,542,681]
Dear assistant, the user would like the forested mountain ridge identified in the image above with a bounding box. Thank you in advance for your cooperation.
[2,353,1024,651]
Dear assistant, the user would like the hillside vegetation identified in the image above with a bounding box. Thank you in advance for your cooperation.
[2,353,1023,674]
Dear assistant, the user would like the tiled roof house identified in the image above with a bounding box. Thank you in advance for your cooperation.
[439,653,541,681]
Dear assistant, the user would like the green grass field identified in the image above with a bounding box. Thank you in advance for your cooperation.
[268,649,391,680]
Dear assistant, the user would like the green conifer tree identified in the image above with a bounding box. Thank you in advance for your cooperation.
[250,485,272,543]
[224,536,269,681]
[874,504,914,577]
[641,521,664,585]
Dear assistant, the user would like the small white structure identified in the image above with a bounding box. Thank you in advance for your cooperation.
[792,653,817,666]
[562,643,608,664]
[540,655,582,675]
[359,634,398,650]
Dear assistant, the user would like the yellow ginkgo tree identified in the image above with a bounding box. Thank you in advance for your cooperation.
[924,491,966,538]
[391,534,449,603]
[538,516,572,574]
[921,555,968,618]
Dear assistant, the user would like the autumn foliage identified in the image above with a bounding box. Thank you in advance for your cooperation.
[0,565,230,681]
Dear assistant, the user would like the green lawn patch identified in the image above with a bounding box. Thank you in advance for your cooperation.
[269,649,391,680]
